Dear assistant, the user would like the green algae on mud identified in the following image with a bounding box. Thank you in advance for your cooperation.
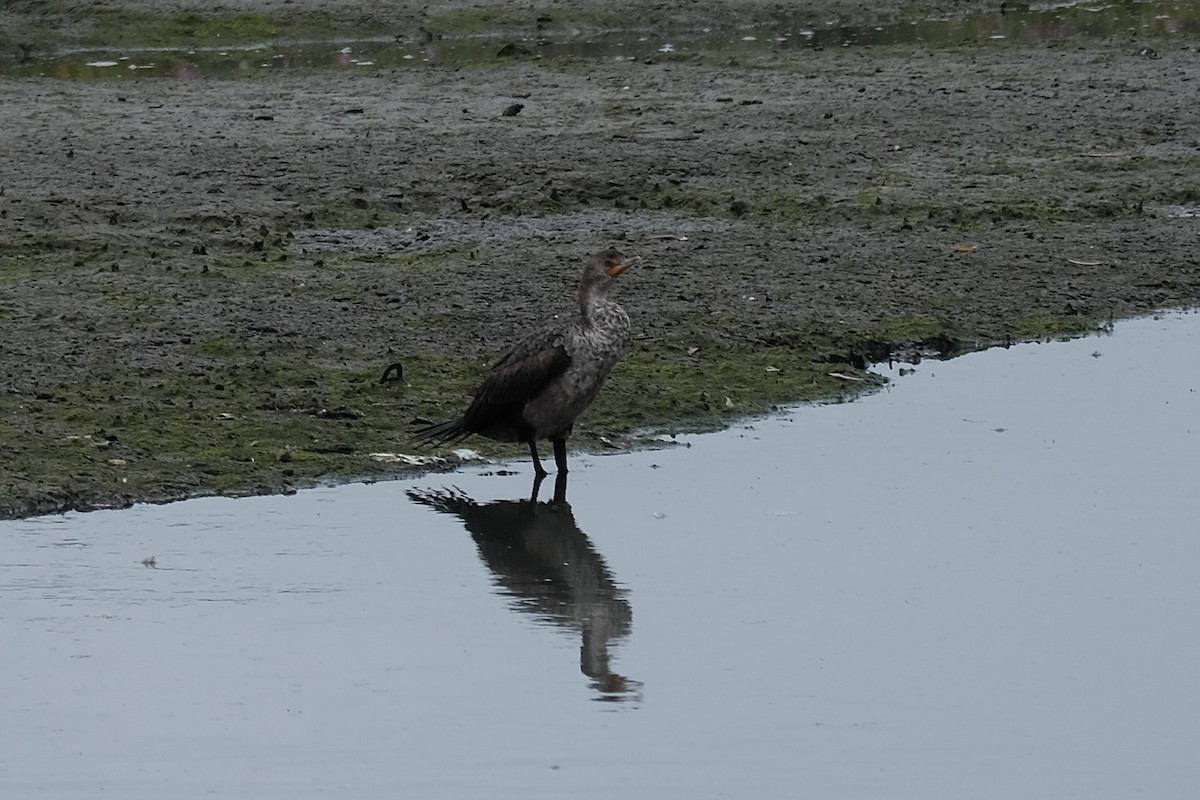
[90,11,281,46]
[0,338,868,519]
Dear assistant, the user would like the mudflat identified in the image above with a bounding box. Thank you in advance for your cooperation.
[1,0,1197,517]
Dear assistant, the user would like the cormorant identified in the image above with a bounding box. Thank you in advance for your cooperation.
[412,248,638,476]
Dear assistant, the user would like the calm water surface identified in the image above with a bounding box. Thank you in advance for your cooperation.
[3,312,1199,798]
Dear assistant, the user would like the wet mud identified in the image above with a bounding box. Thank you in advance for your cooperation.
[1,0,1198,517]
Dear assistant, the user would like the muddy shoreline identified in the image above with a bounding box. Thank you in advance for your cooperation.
[2,0,1198,518]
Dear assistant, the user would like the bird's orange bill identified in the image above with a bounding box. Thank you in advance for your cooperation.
[604,255,641,278]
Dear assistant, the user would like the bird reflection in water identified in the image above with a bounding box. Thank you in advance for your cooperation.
[407,474,641,704]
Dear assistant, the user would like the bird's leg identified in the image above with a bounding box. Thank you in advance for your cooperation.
[552,438,569,474]
[528,440,548,477]
[552,471,568,504]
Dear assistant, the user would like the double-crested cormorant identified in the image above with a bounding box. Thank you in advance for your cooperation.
[413,248,638,476]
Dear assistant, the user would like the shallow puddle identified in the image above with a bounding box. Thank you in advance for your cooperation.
[4,0,1197,80]
[3,311,1198,796]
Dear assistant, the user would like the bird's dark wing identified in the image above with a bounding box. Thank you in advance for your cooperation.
[473,327,572,406]
[411,329,569,446]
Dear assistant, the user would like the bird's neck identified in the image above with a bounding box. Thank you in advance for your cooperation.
[579,293,621,328]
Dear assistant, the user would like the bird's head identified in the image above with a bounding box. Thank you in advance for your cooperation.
[581,249,640,297]
[602,249,640,278]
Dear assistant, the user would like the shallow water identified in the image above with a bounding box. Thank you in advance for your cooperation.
[4,311,1199,797]
[6,0,1197,80]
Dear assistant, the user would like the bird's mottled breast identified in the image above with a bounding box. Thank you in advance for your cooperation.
[572,302,631,366]
[521,300,630,438]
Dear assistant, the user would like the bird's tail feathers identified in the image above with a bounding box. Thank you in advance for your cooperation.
[411,418,470,447]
